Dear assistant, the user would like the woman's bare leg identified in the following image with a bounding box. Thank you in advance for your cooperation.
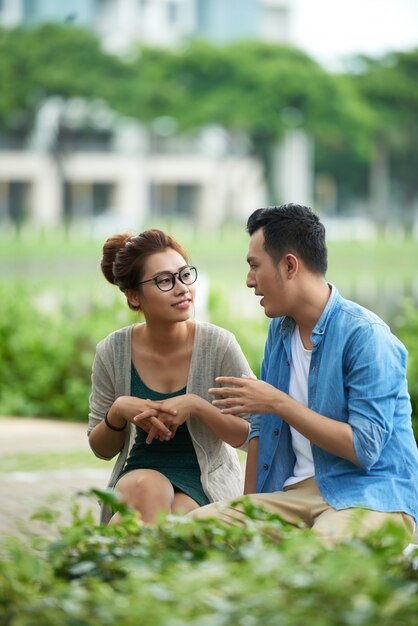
[172,492,199,516]
[115,469,175,524]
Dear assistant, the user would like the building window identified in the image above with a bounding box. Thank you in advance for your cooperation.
[167,1,179,24]
[9,181,31,224]
[0,181,30,224]
[151,183,198,217]
[64,182,114,220]
[22,0,37,25]
[92,182,113,216]
[260,4,290,42]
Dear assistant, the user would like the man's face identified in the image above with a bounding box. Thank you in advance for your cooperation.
[246,228,288,318]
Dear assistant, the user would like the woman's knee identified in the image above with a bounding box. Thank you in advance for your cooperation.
[117,469,174,506]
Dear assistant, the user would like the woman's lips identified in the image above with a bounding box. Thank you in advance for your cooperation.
[172,299,192,309]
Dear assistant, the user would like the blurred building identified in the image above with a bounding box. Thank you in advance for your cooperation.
[0,0,292,51]
[0,0,313,231]
[0,97,266,231]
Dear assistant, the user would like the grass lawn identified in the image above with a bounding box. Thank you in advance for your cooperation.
[2,223,417,282]
[0,450,106,473]
[0,448,246,473]
[1,225,417,324]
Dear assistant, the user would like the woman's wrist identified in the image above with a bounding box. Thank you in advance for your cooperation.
[190,394,205,416]
[104,409,127,432]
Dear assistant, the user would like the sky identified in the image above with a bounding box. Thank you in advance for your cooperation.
[290,0,418,69]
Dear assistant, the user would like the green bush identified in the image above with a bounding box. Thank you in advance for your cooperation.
[0,282,134,421]
[0,494,417,626]
[0,282,266,422]
[0,281,417,442]
[208,285,268,379]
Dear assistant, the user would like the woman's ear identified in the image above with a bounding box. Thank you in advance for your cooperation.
[125,289,142,310]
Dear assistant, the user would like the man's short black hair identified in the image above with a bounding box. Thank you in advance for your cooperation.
[246,203,328,275]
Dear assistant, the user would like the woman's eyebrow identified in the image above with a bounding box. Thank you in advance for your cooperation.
[150,264,189,277]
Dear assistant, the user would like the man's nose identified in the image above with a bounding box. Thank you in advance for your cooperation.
[246,272,255,288]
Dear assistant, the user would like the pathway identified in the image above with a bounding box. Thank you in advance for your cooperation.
[1,417,417,544]
[0,417,109,538]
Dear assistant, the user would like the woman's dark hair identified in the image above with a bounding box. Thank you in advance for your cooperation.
[101,229,190,310]
[246,203,327,275]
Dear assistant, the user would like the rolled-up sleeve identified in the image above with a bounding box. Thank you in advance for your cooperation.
[346,323,408,470]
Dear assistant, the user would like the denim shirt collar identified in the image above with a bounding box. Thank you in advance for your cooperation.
[311,283,340,345]
[279,283,340,346]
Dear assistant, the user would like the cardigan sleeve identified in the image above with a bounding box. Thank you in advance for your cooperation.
[219,332,255,424]
[218,331,255,449]
[87,338,117,436]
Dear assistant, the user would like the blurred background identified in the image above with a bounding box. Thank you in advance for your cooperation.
[0,0,417,430]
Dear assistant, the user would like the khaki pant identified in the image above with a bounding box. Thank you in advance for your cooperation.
[189,478,414,544]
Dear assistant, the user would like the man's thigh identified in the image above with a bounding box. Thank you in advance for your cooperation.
[189,478,328,527]
[313,507,415,543]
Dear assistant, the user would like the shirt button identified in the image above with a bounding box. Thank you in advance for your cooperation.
[263,463,269,470]
[273,429,279,436]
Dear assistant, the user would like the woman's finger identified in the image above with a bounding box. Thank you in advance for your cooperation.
[146,425,160,444]
[133,409,160,422]
[146,401,178,415]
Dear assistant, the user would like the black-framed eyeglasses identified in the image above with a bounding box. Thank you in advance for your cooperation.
[138,265,198,292]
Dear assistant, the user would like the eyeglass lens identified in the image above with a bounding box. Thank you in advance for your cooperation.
[155,266,197,291]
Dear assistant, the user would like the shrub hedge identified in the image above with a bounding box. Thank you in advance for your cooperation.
[0,282,417,440]
[0,493,417,626]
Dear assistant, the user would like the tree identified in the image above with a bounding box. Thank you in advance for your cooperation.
[125,40,373,201]
[0,24,132,132]
[0,26,386,212]
[352,49,418,228]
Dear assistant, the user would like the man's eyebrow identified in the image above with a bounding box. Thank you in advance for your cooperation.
[246,256,257,264]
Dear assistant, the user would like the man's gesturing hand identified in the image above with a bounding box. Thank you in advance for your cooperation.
[209,375,280,415]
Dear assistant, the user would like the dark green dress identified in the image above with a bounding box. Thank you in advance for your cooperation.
[117,364,210,506]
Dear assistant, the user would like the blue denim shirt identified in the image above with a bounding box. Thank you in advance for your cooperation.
[250,285,418,523]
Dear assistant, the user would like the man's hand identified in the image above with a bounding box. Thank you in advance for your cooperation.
[209,375,280,415]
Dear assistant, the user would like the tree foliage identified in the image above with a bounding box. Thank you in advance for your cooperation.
[353,49,418,205]
[0,24,132,130]
[0,27,371,159]
[117,39,373,199]
[0,24,417,210]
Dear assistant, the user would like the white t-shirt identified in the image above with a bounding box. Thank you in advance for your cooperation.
[283,325,315,488]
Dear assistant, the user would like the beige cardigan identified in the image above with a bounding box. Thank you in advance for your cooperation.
[88,321,253,523]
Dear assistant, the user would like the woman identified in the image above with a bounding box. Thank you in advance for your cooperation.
[88,229,253,524]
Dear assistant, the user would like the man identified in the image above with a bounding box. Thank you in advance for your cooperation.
[191,203,418,543]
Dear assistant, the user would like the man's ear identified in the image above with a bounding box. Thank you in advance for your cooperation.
[284,253,299,278]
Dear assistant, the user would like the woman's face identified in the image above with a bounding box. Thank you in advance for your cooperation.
[130,248,196,322]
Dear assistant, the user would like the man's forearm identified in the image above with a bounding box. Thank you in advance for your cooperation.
[276,393,359,466]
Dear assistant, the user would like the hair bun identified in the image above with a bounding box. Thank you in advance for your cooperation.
[101,232,134,285]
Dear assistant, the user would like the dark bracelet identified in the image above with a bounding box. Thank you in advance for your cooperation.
[104,411,127,432]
